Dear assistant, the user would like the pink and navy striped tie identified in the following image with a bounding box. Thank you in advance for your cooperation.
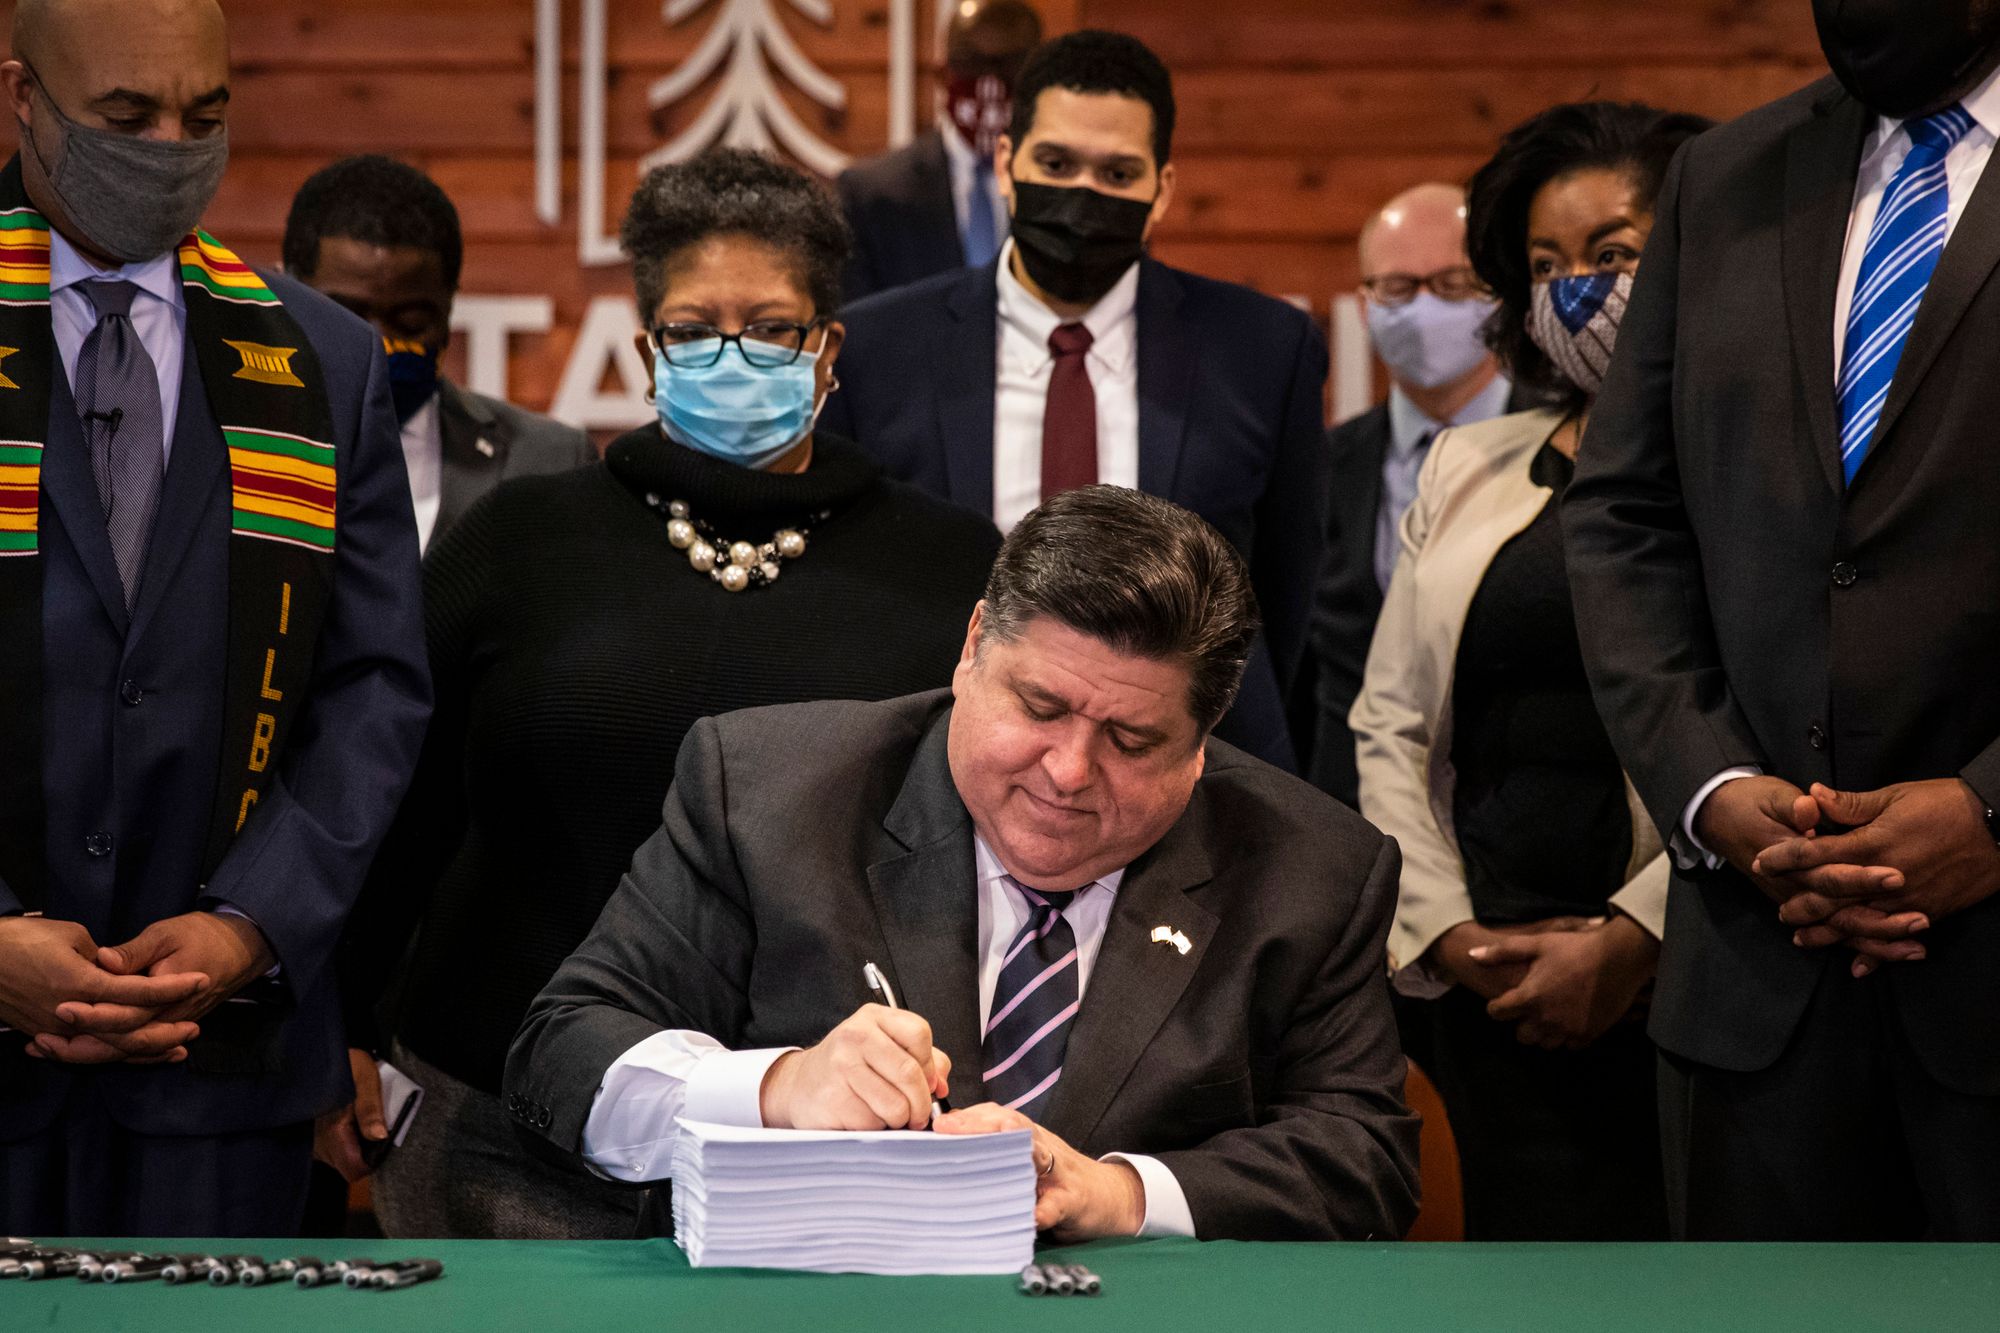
[1837,103,1974,484]
[983,879,1085,1119]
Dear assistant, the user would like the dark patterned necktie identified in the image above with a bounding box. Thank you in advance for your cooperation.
[982,878,1084,1119]
[1039,322,1097,504]
[75,280,164,610]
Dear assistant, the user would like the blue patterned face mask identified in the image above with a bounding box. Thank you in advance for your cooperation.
[1526,270,1634,398]
[653,339,823,470]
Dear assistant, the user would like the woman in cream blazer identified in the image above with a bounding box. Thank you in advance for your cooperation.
[1351,99,1710,1242]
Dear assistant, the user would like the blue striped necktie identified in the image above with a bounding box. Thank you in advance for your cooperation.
[1837,103,1975,484]
[963,159,1000,268]
[982,878,1086,1119]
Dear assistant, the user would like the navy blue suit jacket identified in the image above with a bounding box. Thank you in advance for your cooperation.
[0,268,431,1140]
[820,257,1329,770]
[835,130,965,305]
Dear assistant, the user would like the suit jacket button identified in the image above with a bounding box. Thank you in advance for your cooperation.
[119,679,144,706]
[538,1107,552,1128]
[1808,723,1828,750]
[1831,562,1857,587]
[83,831,113,857]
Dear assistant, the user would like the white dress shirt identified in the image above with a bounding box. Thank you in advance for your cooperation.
[938,115,1008,258]
[1679,66,2000,867]
[992,238,1142,530]
[399,394,444,554]
[579,832,1197,1238]
[50,230,186,456]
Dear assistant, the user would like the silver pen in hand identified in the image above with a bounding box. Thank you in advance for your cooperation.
[862,959,952,1121]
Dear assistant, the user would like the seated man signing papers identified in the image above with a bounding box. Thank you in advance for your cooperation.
[506,486,1419,1243]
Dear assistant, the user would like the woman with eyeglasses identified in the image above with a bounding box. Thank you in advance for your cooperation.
[1351,102,1710,1240]
[319,149,1001,1238]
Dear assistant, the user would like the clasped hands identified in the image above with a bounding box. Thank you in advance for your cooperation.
[757,1003,1143,1241]
[0,911,274,1064]
[1697,774,2000,977]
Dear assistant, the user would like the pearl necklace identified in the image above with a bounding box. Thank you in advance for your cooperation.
[642,491,828,593]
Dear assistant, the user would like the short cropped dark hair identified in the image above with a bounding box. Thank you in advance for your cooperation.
[282,155,464,289]
[979,486,1258,737]
[621,148,852,320]
[1008,30,1176,167]
[1465,101,1711,405]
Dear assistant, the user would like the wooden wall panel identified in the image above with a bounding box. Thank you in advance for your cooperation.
[0,0,1826,422]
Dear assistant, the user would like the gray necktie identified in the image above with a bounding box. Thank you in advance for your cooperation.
[75,280,164,610]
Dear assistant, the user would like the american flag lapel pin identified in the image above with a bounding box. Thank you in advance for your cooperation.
[1150,925,1192,956]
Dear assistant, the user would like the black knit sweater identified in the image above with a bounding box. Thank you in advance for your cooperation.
[341,428,1001,1093]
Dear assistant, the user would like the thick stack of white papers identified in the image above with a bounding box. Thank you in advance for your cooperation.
[670,1119,1037,1275]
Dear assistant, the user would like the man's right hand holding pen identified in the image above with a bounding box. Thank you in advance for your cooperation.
[758,1004,953,1130]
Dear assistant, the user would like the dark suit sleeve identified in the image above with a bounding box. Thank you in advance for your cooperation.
[1151,833,1420,1240]
[199,331,432,1001]
[1306,427,1377,805]
[1561,145,1766,835]
[836,170,883,307]
[506,715,758,1157]
[1252,312,1332,695]
[334,491,500,1051]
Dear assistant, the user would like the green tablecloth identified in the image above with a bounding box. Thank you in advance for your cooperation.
[3,1238,1996,1331]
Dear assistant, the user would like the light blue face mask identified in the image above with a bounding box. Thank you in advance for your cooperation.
[654,338,824,470]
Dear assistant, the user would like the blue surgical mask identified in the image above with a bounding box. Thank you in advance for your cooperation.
[654,339,823,470]
[1365,292,1495,390]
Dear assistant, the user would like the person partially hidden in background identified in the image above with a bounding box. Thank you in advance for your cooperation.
[836,0,1044,303]
[283,155,595,555]
[1301,182,1524,802]
[506,485,1419,1243]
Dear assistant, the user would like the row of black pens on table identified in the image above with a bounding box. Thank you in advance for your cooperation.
[2,1238,443,1290]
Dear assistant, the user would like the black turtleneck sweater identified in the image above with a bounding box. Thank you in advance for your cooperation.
[341,429,1001,1093]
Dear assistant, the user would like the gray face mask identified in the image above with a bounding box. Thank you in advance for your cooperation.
[23,74,228,264]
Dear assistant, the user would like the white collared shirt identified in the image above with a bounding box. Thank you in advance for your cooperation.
[49,229,186,455]
[991,237,1142,530]
[1681,66,2000,867]
[577,831,1195,1238]
[937,114,1009,260]
[399,393,443,553]
[1832,63,2000,379]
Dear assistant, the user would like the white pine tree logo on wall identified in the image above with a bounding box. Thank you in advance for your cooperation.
[644,0,851,178]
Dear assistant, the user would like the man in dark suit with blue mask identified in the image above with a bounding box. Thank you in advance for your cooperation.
[0,0,430,1237]
[822,30,1329,773]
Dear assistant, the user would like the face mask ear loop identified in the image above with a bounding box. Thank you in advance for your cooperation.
[17,62,63,185]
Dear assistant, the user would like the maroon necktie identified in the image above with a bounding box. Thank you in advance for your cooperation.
[1040,322,1097,502]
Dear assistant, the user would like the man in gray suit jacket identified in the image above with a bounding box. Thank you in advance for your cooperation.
[283,155,595,553]
[507,486,1418,1243]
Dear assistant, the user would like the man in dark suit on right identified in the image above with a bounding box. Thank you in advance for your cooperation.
[835,0,1042,303]
[1564,2,2000,1240]
[823,30,1329,774]
[1303,182,1518,801]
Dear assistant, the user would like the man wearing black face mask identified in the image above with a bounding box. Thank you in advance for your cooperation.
[837,0,1044,304]
[283,156,595,555]
[1565,0,2000,1239]
[0,0,429,1237]
[823,29,1329,775]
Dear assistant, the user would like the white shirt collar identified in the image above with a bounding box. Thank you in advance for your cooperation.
[47,227,185,312]
[972,830,1125,899]
[1865,61,2000,166]
[937,113,981,171]
[994,236,1140,378]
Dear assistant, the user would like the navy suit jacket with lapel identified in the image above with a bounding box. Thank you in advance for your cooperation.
[835,130,966,305]
[1566,76,2000,1095]
[821,256,1331,772]
[0,268,431,1141]
[507,690,1419,1241]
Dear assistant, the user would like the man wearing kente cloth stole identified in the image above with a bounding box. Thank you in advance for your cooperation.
[0,0,429,1236]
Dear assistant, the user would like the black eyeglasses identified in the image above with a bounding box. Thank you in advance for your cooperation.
[649,318,826,368]
[1359,267,1488,306]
